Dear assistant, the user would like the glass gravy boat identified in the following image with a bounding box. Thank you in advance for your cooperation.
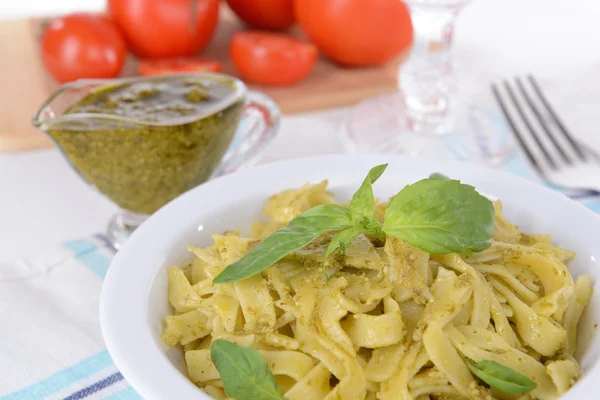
[33,73,280,249]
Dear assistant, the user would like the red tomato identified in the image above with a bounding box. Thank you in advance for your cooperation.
[230,31,317,86]
[138,58,221,76]
[295,0,413,67]
[108,0,219,58]
[226,0,295,30]
[40,13,126,83]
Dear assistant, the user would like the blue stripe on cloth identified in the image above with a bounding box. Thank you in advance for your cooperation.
[103,386,142,400]
[1,351,113,400]
[62,373,123,400]
[582,201,600,213]
[63,240,97,256]
[63,240,111,278]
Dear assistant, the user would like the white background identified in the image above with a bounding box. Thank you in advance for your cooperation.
[1,0,600,261]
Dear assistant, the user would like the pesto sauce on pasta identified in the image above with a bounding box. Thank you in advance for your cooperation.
[161,181,591,400]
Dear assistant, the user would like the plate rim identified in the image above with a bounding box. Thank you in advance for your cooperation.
[100,154,600,399]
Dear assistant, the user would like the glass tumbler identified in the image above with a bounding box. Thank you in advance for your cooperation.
[341,0,513,165]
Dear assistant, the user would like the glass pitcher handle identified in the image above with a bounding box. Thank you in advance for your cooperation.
[212,91,281,178]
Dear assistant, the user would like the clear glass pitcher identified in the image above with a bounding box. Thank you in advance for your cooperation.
[32,73,280,249]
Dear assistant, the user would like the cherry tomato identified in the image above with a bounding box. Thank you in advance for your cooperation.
[138,58,221,76]
[40,13,126,83]
[108,0,219,58]
[226,0,295,30]
[295,0,413,67]
[230,31,318,86]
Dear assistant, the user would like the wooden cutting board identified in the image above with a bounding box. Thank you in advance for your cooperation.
[0,7,404,152]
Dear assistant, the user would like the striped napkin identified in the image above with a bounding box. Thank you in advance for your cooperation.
[0,237,138,400]
[1,151,598,400]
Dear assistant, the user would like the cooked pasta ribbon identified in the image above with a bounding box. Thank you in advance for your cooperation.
[161,185,591,400]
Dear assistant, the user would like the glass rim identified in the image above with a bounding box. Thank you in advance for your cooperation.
[32,73,248,129]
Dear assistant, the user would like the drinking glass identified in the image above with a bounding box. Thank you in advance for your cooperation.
[340,0,513,165]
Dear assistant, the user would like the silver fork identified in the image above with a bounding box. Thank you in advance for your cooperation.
[491,75,600,196]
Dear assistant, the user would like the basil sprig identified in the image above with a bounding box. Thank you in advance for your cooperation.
[214,164,494,284]
[349,163,387,220]
[213,204,353,283]
[429,172,450,180]
[382,178,494,254]
[322,164,388,273]
[210,340,284,400]
[323,224,365,270]
[466,359,537,394]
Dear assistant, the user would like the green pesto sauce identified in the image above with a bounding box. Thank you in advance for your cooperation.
[48,76,244,215]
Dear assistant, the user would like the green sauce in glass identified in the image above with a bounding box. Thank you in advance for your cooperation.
[48,76,244,215]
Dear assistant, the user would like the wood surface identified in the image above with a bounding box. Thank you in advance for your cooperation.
[0,7,404,152]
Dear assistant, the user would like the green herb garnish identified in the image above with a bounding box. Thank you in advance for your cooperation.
[466,359,537,394]
[210,340,284,400]
[323,224,366,270]
[382,178,494,254]
[429,172,450,180]
[349,163,388,220]
[213,204,353,283]
[213,164,494,284]
[322,164,388,275]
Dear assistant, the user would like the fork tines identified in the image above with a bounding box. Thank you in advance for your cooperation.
[491,75,586,173]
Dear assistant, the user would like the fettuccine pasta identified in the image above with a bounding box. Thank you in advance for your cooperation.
[162,182,591,400]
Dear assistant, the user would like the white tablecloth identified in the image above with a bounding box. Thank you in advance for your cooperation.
[2,0,600,261]
[1,2,600,398]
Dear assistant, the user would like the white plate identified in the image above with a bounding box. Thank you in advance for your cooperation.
[100,155,600,400]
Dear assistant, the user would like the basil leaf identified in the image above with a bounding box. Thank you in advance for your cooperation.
[382,179,494,255]
[210,340,284,400]
[357,216,385,241]
[213,204,353,283]
[349,164,388,220]
[466,359,537,394]
[429,172,449,180]
[323,225,365,268]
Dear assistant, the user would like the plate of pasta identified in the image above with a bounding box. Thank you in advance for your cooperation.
[100,155,600,400]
